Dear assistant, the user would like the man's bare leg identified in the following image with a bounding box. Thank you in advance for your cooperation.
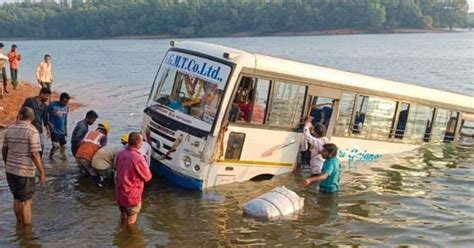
[127,214,138,226]
[13,200,23,223]
[121,212,128,224]
[20,200,32,225]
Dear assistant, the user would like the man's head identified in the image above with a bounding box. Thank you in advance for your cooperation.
[11,44,17,51]
[39,87,51,103]
[59,92,71,106]
[85,110,98,125]
[313,124,327,138]
[128,132,143,149]
[18,107,35,122]
[44,54,51,63]
[321,143,338,159]
[0,43,4,49]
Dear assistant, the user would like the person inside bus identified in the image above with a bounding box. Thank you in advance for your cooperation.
[395,109,409,138]
[352,112,365,134]
[311,101,334,128]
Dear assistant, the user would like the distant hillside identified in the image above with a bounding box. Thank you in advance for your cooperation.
[0,0,470,39]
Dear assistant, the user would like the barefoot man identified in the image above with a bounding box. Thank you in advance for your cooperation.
[2,107,46,225]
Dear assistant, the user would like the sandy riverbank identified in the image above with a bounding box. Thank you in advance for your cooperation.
[0,81,81,128]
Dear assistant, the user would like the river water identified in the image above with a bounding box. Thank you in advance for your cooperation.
[0,33,473,247]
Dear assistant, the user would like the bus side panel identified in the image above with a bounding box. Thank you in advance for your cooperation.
[331,136,418,163]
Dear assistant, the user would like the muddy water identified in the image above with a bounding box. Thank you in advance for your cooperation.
[0,32,473,247]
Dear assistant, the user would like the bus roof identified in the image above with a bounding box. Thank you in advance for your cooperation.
[172,41,474,113]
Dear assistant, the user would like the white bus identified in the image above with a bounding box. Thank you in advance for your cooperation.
[141,41,474,190]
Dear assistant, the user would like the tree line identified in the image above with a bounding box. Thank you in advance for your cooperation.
[0,0,470,39]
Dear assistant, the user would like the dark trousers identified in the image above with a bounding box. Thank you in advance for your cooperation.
[10,68,18,89]
[1,67,6,91]
[40,81,51,90]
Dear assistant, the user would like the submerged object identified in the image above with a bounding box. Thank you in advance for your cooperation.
[242,186,304,220]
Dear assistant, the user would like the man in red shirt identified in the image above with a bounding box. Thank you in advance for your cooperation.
[8,44,21,90]
[115,132,152,225]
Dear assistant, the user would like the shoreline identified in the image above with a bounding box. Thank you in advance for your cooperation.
[0,81,81,128]
[0,28,468,41]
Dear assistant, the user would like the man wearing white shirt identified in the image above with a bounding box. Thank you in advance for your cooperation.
[36,54,53,89]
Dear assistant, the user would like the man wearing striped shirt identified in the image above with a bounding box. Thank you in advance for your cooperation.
[2,107,46,225]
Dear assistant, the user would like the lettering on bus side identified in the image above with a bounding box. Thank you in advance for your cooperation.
[338,148,382,163]
[164,52,224,83]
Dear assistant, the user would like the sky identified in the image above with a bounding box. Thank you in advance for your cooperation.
[0,0,474,12]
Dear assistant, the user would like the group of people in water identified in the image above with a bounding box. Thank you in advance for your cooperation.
[1,47,153,227]
[3,98,153,226]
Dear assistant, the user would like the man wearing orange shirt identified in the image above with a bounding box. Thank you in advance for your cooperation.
[8,44,21,90]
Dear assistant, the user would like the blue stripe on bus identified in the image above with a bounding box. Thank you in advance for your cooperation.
[150,158,203,190]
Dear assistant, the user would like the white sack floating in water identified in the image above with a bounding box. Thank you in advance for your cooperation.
[242,186,304,220]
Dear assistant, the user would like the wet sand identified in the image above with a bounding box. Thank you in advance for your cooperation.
[0,81,81,128]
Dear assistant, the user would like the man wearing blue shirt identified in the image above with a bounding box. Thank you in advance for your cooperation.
[302,143,340,193]
[47,92,70,160]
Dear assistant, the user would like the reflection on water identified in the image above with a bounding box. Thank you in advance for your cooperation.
[3,143,472,247]
[0,33,473,246]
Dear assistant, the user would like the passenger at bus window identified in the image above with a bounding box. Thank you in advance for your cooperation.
[395,109,409,139]
[310,101,334,128]
[228,101,241,123]
[443,115,457,142]
[352,112,365,133]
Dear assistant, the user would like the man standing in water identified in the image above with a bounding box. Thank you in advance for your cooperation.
[115,132,152,226]
[36,54,53,90]
[46,92,71,160]
[21,87,52,157]
[8,44,21,90]
[2,107,46,225]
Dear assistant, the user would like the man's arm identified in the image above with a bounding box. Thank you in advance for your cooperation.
[2,145,8,164]
[29,131,46,185]
[303,173,328,187]
[135,158,152,182]
[36,63,41,83]
[31,152,46,185]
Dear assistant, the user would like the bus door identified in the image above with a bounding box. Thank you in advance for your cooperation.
[306,86,342,138]
[220,76,307,170]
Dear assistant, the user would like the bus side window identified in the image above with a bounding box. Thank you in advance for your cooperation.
[225,132,246,160]
[352,95,369,134]
[229,76,271,125]
[457,119,474,145]
[403,105,435,142]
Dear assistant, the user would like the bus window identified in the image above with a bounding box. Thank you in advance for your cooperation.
[267,81,307,129]
[443,111,459,142]
[334,93,356,136]
[351,95,397,140]
[394,103,410,139]
[352,95,369,134]
[403,105,435,142]
[457,119,474,145]
[430,109,458,143]
[309,97,335,129]
[229,76,271,124]
[225,132,246,160]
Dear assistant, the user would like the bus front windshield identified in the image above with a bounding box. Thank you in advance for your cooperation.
[152,51,231,131]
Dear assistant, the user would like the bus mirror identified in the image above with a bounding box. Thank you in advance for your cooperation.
[170,40,176,47]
